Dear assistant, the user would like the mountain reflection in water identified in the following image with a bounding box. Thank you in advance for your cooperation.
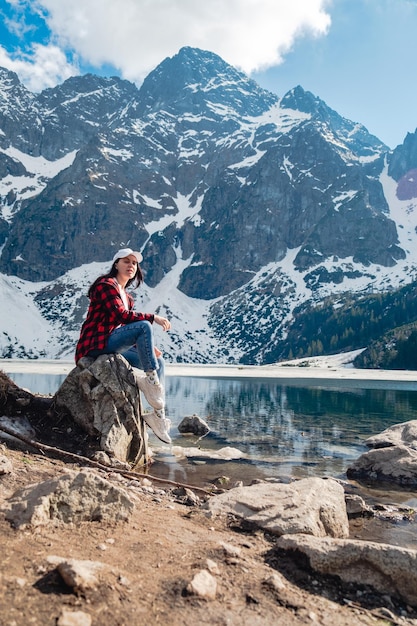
[159,376,417,486]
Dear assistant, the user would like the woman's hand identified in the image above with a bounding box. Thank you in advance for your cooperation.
[154,315,171,331]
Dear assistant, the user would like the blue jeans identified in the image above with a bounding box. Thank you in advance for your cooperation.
[89,321,165,386]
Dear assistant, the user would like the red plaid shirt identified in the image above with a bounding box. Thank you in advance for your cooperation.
[75,277,154,363]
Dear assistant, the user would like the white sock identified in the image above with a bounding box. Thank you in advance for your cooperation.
[145,370,159,385]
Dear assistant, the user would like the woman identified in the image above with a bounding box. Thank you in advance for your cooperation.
[75,247,172,444]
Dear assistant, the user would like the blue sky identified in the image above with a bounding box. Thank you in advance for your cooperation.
[0,0,416,148]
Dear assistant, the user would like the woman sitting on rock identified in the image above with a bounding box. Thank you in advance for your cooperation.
[75,247,172,444]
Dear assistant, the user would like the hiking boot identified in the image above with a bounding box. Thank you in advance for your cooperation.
[136,376,165,410]
[143,411,172,444]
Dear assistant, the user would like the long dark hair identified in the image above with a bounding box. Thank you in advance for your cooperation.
[88,261,144,297]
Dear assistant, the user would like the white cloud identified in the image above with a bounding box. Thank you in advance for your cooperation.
[0,42,78,92]
[11,0,331,89]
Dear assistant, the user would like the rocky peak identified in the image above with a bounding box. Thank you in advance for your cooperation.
[0,66,36,111]
[35,74,140,159]
[388,129,417,181]
[281,85,387,159]
[280,85,320,115]
[136,46,277,117]
[0,66,41,152]
[37,73,137,117]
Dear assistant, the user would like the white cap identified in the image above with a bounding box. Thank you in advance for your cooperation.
[112,247,143,264]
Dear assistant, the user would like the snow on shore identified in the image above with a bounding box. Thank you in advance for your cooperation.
[1,350,417,385]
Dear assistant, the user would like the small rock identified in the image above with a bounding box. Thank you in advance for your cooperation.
[96,543,107,551]
[178,414,210,436]
[0,416,36,445]
[186,569,217,600]
[57,610,92,626]
[47,556,103,594]
[0,454,13,475]
[263,572,286,592]
[91,451,112,466]
[206,558,220,574]
[213,476,230,486]
[172,486,200,506]
[219,541,241,558]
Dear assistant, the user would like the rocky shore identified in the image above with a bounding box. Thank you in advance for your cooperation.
[1,356,417,625]
[1,442,417,626]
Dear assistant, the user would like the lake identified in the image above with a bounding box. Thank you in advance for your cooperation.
[4,366,417,495]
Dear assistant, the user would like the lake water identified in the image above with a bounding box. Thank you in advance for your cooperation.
[5,369,417,496]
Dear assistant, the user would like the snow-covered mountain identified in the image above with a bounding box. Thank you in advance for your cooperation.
[0,46,417,364]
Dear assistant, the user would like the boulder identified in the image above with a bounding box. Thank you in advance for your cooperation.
[347,419,417,486]
[3,469,134,528]
[204,477,349,538]
[53,354,148,465]
[276,533,417,607]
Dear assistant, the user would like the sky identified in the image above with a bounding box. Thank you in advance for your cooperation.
[0,0,416,149]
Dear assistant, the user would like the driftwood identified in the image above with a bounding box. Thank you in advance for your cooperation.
[0,423,213,496]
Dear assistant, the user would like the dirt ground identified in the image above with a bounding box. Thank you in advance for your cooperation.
[1,445,417,626]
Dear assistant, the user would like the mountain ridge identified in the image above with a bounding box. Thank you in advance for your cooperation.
[0,48,416,364]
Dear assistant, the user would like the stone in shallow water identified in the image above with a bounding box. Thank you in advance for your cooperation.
[178,414,210,436]
[347,419,417,487]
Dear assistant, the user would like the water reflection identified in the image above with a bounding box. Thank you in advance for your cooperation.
[162,377,417,485]
[7,373,68,396]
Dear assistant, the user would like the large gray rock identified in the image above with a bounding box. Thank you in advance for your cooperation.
[276,533,417,607]
[205,477,349,538]
[53,354,148,465]
[347,419,417,486]
[3,470,134,528]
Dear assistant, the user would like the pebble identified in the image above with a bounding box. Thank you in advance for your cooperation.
[57,610,92,626]
[206,558,220,574]
[219,541,241,558]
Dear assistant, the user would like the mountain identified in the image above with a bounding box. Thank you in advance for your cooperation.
[0,46,417,364]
